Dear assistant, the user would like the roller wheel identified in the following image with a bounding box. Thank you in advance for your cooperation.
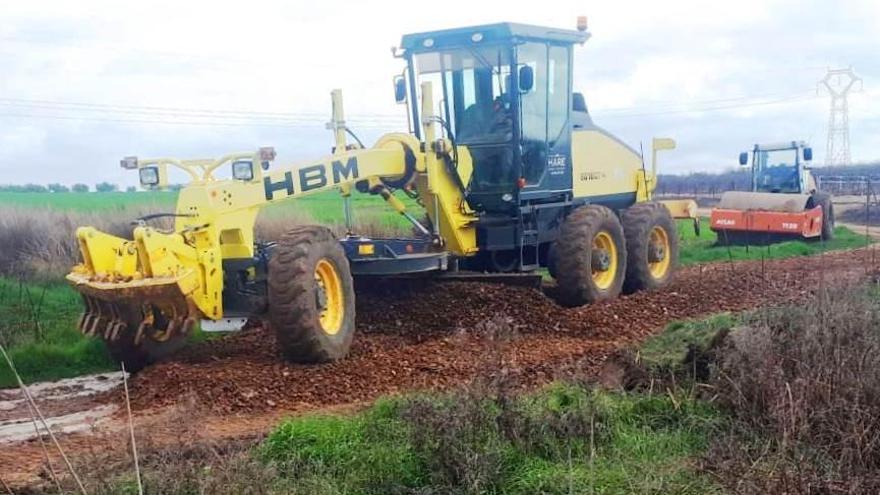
[268,225,356,362]
[621,202,679,294]
[554,205,627,307]
[814,193,835,240]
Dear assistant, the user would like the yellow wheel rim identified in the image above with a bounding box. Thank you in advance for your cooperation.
[591,231,618,290]
[648,226,671,279]
[314,258,344,335]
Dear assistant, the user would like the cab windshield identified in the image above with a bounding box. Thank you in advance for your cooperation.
[413,46,512,144]
[414,46,516,198]
[755,149,800,193]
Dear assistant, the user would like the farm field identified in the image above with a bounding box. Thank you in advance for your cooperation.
[0,190,416,230]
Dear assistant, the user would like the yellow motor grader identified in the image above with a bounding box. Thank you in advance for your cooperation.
[67,21,698,369]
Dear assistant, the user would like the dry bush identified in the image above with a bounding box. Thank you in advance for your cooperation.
[708,287,880,493]
[0,206,169,280]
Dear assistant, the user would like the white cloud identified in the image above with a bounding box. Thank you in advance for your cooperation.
[0,0,877,185]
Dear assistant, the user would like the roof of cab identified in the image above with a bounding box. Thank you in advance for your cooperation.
[400,22,589,53]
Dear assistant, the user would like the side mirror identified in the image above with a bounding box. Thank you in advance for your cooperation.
[393,76,407,104]
[738,152,748,166]
[803,147,813,162]
[518,65,534,93]
[572,93,588,113]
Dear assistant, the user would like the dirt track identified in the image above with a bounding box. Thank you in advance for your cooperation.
[1,248,878,486]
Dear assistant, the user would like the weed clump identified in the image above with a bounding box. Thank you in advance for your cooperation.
[707,288,880,493]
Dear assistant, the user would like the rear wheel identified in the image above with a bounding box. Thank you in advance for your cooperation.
[268,226,356,362]
[554,205,627,307]
[621,202,679,293]
[814,193,835,240]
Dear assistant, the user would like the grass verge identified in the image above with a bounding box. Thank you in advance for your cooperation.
[76,385,722,495]
[41,288,880,494]
[678,218,867,265]
[0,278,114,388]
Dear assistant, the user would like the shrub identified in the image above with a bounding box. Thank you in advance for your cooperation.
[708,288,880,492]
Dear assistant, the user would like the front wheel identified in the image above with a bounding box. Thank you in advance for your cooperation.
[268,226,356,362]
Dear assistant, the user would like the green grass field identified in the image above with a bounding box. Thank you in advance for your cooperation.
[0,191,177,212]
[0,190,414,231]
[678,218,867,265]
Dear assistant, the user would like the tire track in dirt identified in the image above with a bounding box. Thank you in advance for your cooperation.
[122,248,874,414]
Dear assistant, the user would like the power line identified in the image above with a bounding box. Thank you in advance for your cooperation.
[0,112,404,129]
[594,93,819,119]
[594,89,817,114]
[0,98,404,122]
[0,90,821,128]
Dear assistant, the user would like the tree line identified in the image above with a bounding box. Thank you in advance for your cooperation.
[0,183,137,193]
[658,161,880,196]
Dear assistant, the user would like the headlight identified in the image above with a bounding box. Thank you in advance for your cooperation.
[232,160,254,181]
[139,166,159,187]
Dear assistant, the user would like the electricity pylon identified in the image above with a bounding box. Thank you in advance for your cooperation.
[819,67,863,167]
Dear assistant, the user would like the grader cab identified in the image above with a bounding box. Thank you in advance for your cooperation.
[68,21,698,370]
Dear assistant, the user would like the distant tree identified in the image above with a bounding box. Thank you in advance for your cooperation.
[167,183,185,192]
[71,183,89,193]
[94,182,119,193]
[47,183,70,193]
[126,186,137,193]
[22,183,48,193]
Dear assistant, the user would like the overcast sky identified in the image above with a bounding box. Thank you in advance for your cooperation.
[0,0,877,187]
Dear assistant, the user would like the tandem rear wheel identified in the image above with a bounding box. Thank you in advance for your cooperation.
[268,225,356,362]
[550,202,678,306]
[621,202,679,293]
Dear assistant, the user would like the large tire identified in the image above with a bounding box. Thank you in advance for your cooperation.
[621,202,679,294]
[554,205,627,307]
[268,226,356,362]
[546,243,559,280]
[814,193,835,240]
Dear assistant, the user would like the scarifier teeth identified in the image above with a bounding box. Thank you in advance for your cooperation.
[182,317,197,335]
[78,295,99,335]
[110,321,126,341]
[77,311,89,332]
[134,320,148,346]
[87,312,105,337]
